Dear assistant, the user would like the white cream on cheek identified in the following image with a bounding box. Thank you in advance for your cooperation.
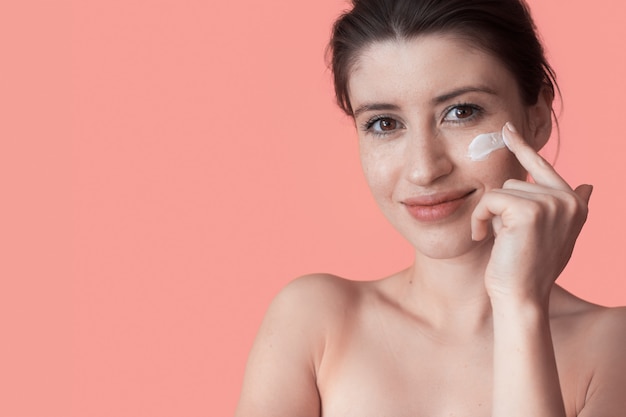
[467,131,506,161]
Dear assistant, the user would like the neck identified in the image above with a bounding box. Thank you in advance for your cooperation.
[394,237,495,337]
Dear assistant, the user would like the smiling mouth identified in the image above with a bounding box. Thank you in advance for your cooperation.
[402,190,476,222]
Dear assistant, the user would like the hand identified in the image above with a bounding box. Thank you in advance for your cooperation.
[471,122,593,306]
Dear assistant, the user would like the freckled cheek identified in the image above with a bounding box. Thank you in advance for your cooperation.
[360,152,401,202]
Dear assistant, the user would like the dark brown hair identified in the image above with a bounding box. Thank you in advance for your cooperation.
[328,0,557,116]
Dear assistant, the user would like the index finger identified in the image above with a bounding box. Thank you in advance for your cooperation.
[502,122,571,191]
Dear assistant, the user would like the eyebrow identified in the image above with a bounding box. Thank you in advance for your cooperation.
[352,103,401,119]
[352,86,498,119]
[432,86,498,104]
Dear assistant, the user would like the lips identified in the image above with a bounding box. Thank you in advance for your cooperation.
[402,190,475,222]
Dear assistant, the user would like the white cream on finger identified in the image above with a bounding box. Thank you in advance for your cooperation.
[467,131,507,161]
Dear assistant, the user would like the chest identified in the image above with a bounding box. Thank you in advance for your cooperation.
[317,321,492,417]
[315,315,586,417]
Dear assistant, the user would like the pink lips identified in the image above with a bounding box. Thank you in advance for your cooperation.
[402,190,475,222]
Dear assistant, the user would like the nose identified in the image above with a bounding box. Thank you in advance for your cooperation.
[403,131,453,186]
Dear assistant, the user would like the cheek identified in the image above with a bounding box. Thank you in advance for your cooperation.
[501,146,527,179]
[474,151,526,190]
[359,145,400,199]
[361,156,389,194]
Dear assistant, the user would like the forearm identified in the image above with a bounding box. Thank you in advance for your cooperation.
[491,299,566,417]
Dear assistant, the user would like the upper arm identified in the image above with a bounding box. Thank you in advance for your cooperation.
[235,275,340,417]
[577,307,626,417]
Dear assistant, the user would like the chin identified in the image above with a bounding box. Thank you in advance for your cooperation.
[400,224,489,261]
[415,241,477,260]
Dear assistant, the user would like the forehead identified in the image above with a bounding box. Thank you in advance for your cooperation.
[348,34,519,109]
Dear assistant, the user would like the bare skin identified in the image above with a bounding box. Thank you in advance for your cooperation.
[237,274,626,417]
[235,35,626,417]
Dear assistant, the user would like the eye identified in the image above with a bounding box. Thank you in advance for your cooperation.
[443,104,483,123]
[363,116,404,136]
[375,117,398,131]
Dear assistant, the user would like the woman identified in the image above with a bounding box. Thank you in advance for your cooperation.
[235,0,626,416]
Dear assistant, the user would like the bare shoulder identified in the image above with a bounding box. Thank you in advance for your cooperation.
[260,273,359,336]
[578,305,626,415]
[235,274,366,417]
[551,285,626,323]
[587,303,626,327]
[584,304,626,351]
[269,273,365,328]
[277,272,362,301]
[578,303,626,356]
[551,286,626,344]
[550,287,626,416]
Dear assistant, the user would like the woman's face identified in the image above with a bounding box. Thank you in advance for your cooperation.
[348,34,549,259]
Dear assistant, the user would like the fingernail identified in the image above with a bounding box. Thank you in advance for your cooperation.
[501,124,512,149]
[505,122,517,133]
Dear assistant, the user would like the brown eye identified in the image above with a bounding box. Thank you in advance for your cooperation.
[379,118,397,131]
[443,104,482,123]
[363,116,404,136]
[453,106,474,119]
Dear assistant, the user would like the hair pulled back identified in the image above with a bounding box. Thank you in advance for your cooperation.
[328,0,557,116]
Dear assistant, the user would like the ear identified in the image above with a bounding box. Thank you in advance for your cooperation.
[526,85,554,151]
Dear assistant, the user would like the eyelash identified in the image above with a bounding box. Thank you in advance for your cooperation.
[361,115,400,137]
[442,102,484,124]
[360,103,485,138]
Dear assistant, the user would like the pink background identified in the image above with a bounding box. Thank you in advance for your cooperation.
[1,1,624,416]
